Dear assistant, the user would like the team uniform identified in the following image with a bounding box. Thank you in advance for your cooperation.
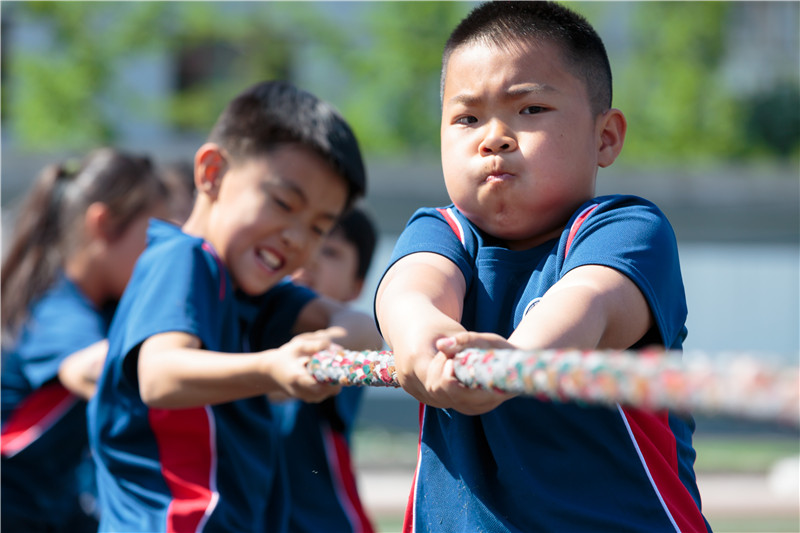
[382,195,711,532]
[271,389,374,533]
[87,219,314,533]
[242,280,375,533]
[1,273,112,533]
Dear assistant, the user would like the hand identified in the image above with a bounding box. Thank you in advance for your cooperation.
[265,328,342,403]
[432,331,519,415]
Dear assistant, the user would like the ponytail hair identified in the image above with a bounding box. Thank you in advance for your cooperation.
[1,148,166,338]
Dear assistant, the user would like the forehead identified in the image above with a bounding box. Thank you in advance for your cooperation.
[235,145,347,212]
[442,39,584,102]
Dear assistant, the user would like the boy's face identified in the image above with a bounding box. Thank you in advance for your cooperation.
[205,145,348,296]
[440,40,605,250]
[290,228,363,303]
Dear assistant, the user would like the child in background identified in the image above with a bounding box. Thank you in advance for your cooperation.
[59,160,198,400]
[1,148,168,533]
[375,2,710,531]
[272,206,378,533]
[87,80,382,532]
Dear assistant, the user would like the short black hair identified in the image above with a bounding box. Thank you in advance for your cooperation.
[441,1,612,116]
[208,80,366,207]
[333,206,377,281]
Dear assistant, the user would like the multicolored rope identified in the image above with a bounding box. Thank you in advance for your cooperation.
[308,348,799,424]
[308,349,399,387]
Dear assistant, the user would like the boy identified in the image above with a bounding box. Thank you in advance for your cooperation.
[274,207,378,533]
[87,80,381,532]
[375,2,711,532]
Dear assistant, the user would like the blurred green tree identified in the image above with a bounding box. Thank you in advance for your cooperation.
[2,1,797,163]
[2,2,295,150]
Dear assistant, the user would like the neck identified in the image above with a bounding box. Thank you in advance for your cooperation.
[63,247,106,308]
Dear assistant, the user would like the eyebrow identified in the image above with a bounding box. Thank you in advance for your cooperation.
[270,179,341,221]
[447,83,558,106]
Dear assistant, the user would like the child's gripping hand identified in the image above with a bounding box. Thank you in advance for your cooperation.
[433,331,519,415]
[264,327,343,403]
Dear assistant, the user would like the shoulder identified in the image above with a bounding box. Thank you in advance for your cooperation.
[389,205,480,277]
[567,195,677,250]
[18,276,108,352]
[136,220,230,299]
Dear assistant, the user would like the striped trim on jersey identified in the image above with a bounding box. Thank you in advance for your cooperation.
[403,403,426,533]
[435,208,466,247]
[565,203,600,257]
[148,406,219,533]
[321,421,375,533]
[618,406,709,532]
[1,382,78,457]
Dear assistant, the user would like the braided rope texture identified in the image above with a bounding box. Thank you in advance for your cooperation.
[308,348,799,425]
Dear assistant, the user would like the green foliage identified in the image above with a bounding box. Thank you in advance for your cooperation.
[3,1,797,163]
[333,2,473,155]
[614,2,747,164]
[3,2,294,149]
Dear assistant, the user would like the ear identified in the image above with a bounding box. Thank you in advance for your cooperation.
[194,143,228,200]
[84,202,114,241]
[596,108,627,168]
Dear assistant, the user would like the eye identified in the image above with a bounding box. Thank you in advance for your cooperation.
[521,106,545,115]
[455,115,478,125]
[273,196,292,212]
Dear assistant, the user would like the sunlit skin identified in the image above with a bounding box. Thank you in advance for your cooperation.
[441,39,623,250]
[193,144,349,296]
[291,228,364,303]
[377,38,643,415]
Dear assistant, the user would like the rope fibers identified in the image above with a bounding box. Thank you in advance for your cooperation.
[307,348,799,425]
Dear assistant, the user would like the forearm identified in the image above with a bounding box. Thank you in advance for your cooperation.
[59,340,108,400]
[138,346,277,408]
[294,297,383,351]
[508,265,652,351]
[326,307,383,351]
[377,286,465,406]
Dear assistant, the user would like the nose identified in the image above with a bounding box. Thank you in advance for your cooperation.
[281,222,311,251]
[479,119,517,155]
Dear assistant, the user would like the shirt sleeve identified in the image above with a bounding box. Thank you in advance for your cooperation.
[16,282,109,390]
[562,196,688,348]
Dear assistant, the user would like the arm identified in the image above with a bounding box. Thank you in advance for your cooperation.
[58,339,108,400]
[293,295,383,351]
[508,264,652,350]
[439,264,653,379]
[376,252,509,411]
[137,328,342,409]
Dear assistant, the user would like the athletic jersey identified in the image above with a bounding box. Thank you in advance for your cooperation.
[87,219,314,533]
[271,389,374,533]
[1,273,112,533]
[382,195,711,532]
[244,281,375,533]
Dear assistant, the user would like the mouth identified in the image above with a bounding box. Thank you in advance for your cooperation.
[484,170,515,184]
[256,247,285,272]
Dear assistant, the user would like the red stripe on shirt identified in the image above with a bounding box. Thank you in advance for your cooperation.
[620,407,709,532]
[322,421,375,533]
[403,402,426,533]
[149,406,218,533]
[201,242,226,301]
[436,208,465,246]
[565,204,599,257]
[1,382,78,457]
